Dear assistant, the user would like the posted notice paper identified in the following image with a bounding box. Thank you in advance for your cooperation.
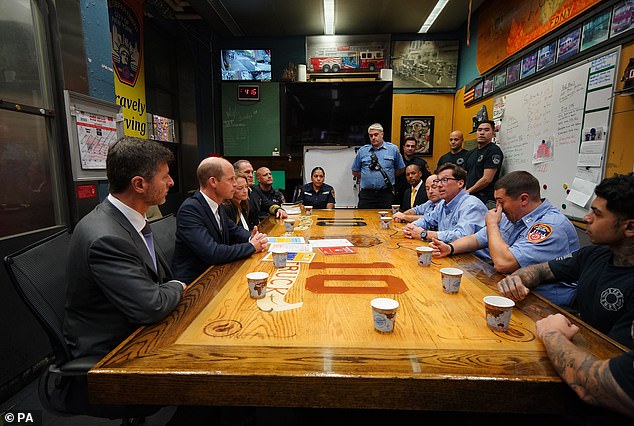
[566,177,596,208]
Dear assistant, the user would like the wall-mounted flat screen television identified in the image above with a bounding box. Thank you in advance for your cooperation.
[282,81,393,156]
[221,49,271,81]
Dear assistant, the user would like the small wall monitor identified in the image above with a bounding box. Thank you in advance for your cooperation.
[221,49,271,81]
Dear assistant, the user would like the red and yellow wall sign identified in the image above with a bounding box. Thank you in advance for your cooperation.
[108,0,147,138]
[476,0,603,73]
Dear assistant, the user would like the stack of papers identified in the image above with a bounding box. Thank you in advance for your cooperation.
[308,239,353,247]
[281,203,302,215]
[309,239,355,255]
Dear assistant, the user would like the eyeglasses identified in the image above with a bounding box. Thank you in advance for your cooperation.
[433,177,458,185]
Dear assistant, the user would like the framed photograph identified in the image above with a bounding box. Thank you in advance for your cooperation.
[401,116,434,156]
[506,61,520,84]
[581,9,612,51]
[536,41,557,71]
[494,70,506,90]
[474,81,484,100]
[520,51,537,78]
[391,40,459,88]
[611,0,634,38]
[483,75,494,96]
[557,28,581,62]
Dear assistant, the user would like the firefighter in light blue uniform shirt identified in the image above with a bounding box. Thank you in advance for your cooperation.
[472,199,579,305]
[352,123,406,209]
[413,199,440,216]
[403,163,487,243]
[430,171,580,307]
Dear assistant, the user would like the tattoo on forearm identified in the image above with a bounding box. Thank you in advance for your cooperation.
[513,263,555,289]
[543,331,632,413]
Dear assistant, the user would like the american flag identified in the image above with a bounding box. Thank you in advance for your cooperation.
[463,78,480,105]
[463,87,475,104]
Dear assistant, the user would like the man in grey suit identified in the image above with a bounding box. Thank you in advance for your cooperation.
[172,157,268,283]
[62,137,185,416]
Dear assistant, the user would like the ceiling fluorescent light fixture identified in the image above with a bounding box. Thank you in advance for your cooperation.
[324,0,335,35]
[418,0,449,33]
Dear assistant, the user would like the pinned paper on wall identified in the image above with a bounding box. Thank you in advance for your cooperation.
[577,139,605,167]
[532,136,554,164]
[565,177,596,208]
[575,167,602,184]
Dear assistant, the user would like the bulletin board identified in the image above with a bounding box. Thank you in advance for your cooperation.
[64,90,124,181]
[494,47,620,220]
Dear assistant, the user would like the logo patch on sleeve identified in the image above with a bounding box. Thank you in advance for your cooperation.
[527,223,552,243]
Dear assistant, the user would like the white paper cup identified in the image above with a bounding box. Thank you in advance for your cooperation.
[483,296,515,331]
[371,298,399,333]
[379,216,392,229]
[440,267,463,294]
[391,204,400,214]
[416,246,433,266]
[272,249,287,268]
[377,210,389,218]
[304,205,313,215]
[284,219,295,233]
[246,272,268,299]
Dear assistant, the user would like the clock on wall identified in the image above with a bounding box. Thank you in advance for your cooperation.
[237,85,260,101]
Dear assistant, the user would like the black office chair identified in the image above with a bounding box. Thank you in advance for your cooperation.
[574,223,592,248]
[150,213,176,266]
[4,229,152,425]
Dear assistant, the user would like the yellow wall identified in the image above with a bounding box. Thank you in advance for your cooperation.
[451,89,494,150]
[391,93,455,170]
[390,41,634,179]
[606,41,634,177]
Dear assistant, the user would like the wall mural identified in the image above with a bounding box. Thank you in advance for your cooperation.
[476,0,602,73]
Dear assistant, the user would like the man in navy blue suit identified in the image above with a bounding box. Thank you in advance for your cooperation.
[172,157,268,283]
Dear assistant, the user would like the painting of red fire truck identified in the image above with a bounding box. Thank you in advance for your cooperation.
[309,47,386,73]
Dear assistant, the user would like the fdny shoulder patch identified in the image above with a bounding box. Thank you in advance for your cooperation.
[527,223,552,243]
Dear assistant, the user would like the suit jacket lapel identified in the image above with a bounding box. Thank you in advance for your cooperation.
[195,191,223,239]
[102,199,160,280]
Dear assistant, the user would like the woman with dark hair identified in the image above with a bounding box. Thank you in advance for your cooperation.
[222,172,259,230]
[297,167,335,209]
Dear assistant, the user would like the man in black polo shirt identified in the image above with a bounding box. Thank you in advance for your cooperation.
[464,120,503,209]
[437,130,470,170]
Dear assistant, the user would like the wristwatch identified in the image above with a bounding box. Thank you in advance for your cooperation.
[420,229,428,240]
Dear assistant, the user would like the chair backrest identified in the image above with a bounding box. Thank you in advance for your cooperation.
[4,229,72,365]
[574,224,592,248]
[150,213,176,266]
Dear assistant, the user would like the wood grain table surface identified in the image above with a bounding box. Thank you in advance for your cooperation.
[89,209,626,414]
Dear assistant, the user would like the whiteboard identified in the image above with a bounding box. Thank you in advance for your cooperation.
[303,146,358,208]
[495,47,620,220]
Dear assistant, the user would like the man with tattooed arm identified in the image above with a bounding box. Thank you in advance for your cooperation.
[497,173,634,349]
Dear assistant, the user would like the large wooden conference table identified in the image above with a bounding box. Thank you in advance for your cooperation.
[89,209,627,414]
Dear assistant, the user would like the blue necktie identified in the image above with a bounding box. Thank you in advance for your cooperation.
[141,221,157,270]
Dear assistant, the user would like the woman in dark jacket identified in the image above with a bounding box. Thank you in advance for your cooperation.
[297,167,335,209]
